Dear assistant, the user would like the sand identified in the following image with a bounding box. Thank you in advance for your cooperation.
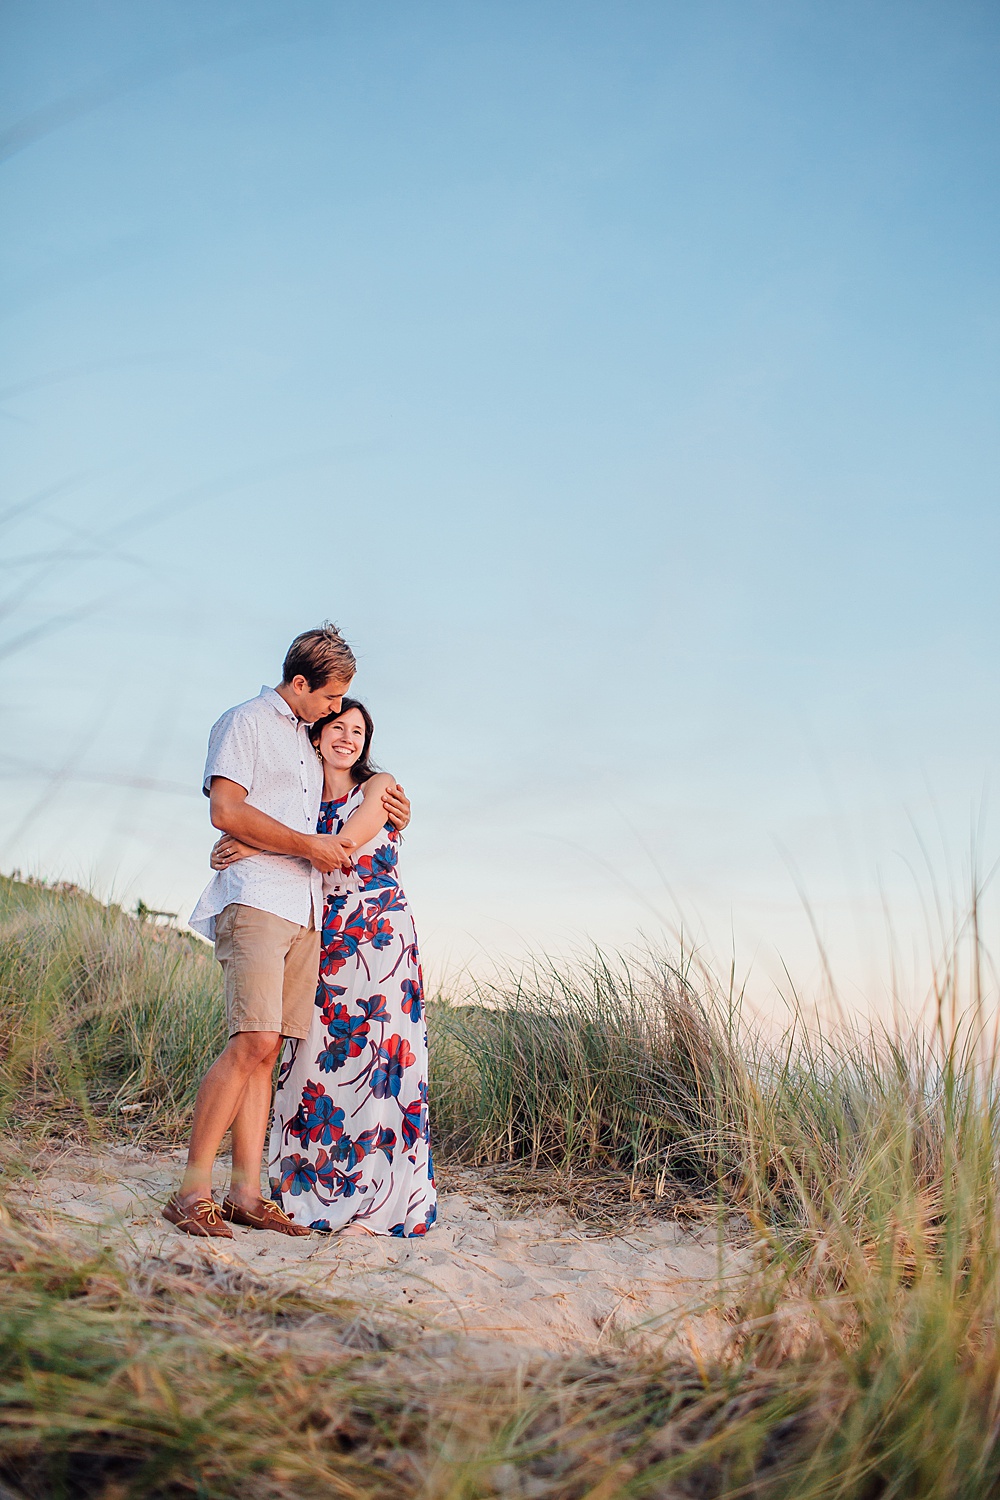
[14,1144,745,1366]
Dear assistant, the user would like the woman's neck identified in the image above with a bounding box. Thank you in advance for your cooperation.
[323,766,355,800]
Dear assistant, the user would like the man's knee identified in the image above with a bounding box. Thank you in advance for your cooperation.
[228,1030,282,1068]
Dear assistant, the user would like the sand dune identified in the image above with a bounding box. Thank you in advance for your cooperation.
[18,1144,745,1366]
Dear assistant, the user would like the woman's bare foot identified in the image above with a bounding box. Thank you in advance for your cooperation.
[338,1223,377,1238]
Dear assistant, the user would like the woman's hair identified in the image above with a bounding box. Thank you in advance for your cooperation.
[309,697,379,784]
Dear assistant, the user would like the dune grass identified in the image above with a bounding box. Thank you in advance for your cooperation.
[0,1191,771,1499]
[430,950,743,1194]
[0,874,225,1139]
[3,1154,1000,1498]
[4,872,1000,1494]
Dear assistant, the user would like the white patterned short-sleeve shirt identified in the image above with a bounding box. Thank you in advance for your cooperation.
[189,686,325,941]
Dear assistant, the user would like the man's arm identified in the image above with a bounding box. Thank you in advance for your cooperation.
[209,778,353,872]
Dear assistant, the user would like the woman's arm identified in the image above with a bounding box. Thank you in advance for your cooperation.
[210,825,356,871]
[338,773,398,855]
[209,777,353,871]
[210,834,257,869]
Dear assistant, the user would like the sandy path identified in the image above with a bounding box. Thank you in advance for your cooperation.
[17,1145,744,1365]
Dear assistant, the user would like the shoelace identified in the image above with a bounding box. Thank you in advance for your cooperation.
[187,1197,223,1225]
[254,1201,297,1225]
[225,1198,292,1224]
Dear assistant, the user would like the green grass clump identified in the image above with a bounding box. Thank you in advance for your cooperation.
[430,950,745,1197]
[7,875,1000,1494]
[0,874,225,1137]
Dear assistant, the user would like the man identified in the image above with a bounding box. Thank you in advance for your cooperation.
[163,624,410,1237]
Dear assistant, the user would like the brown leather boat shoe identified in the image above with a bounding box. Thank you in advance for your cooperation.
[161,1194,234,1238]
[221,1196,311,1236]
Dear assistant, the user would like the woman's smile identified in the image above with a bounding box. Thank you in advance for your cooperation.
[318,706,368,769]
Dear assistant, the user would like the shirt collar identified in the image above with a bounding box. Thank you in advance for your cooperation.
[260,685,299,721]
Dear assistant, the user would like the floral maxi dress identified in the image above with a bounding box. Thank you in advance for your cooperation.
[268,787,436,1236]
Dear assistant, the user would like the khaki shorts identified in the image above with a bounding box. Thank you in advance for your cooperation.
[214,904,320,1040]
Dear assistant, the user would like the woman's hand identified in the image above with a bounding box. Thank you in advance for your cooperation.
[382,782,411,833]
[210,835,258,871]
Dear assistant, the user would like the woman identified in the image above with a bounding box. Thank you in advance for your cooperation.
[212,699,435,1237]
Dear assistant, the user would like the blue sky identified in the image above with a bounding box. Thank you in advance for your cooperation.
[2,1,998,1010]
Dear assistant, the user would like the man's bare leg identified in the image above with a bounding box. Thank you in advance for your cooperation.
[177,1031,281,1205]
[227,1046,281,1209]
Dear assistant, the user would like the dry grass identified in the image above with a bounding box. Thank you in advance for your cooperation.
[5,874,1000,1494]
[437,1161,724,1236]
[7,1181,1000,1500]
[0,1193,820,1499]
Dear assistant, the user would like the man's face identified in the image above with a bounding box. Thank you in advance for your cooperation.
[288,674,353,723]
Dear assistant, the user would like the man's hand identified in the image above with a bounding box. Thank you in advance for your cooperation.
[383,782,411,833]
[306,833,356,873]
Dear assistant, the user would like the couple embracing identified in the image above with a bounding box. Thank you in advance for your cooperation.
[163,625,435,1241]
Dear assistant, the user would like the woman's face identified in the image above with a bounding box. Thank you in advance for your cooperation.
[318,707,367,771]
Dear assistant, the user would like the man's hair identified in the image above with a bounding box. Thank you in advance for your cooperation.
[282,623,356,690]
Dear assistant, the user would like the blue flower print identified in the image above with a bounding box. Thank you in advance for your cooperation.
[323,902,367,975]
[355,842,398,889]
[401,1104,419,1149]
[368,916,393,950]
[331,1125,395,1171]
[316,1004,369,1072]
[347,1125,396,1164]
[371,1034,415,1099]
[335,1169,366,1199]
[280,1155,319,1196]
[332,1129,370,1172]
[358,993,390,1022]
[316,981,346,1018]
[400,979,423,1023]
[314,1149,367,1200]
[319,894,349,947]
[365,885,406,920]
[288,1082,345,1147]
[401,1098,428,1149]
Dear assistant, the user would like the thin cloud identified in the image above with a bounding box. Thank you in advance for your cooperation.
[0,17,329,164]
